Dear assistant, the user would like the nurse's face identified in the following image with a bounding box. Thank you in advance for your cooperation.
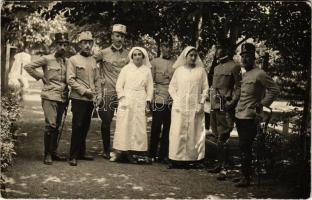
[186,49,197,67]
[132,49,144,66]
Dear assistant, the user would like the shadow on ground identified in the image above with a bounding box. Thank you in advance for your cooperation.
[2,81,295,199]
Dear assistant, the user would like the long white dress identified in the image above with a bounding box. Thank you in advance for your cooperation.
[8,52,32,89]
[113,63,153,151]
[168,65,208,161]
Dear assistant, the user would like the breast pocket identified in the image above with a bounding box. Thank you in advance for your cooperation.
[47,66,61,81]
[213,71,232,89]
[242,79,256,95]
[155,71,169,84]
[76,65,87,80]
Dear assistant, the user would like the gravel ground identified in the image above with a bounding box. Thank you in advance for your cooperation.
[2,81,295,199]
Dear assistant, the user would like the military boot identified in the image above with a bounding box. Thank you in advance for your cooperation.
[51,130,66,161]
[235,177,251,187]
[208,141,224,173]
[216,143,229,181]
[101,125,111,160]
[44,131,53,165]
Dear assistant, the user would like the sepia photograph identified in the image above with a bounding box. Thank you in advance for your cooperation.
[0,0,311,199]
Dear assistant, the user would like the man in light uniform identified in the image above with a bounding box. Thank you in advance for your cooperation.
[234,43,279,187]
[67,31,100,166]
[149,38,175,163]
[94,24,129,159]
[24,33,69,165]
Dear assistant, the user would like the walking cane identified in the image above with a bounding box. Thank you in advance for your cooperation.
[57,102,69,148]
[255,105,272,187]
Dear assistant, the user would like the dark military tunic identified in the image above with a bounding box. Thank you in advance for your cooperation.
[210,59,241,135]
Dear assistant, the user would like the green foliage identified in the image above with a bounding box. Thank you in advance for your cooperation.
[0,90,21,170]
[41,1,310,100]
[1,2,73,51]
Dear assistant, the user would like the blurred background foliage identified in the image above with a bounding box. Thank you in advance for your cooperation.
[1,1,310,196]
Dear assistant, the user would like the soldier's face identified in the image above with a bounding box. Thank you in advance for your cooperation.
[79,40,93,54]
[111,32,125,48]
[186,50,197,67]
[55,42,68,56]
[215,48,226,59]
[161,45,172,58]
[241,53,255,70]
[132,49,144,66]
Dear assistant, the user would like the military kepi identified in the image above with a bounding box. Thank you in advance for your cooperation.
[78,31,94,42]
[112,24,127,34]
[240,43,255,55]
[55,33,69,43]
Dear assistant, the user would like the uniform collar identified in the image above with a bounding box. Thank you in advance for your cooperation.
[162,55,172,60]
[111,44,124,53]
[218,56,230,64]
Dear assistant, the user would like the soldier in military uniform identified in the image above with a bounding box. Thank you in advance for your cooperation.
[67,31,100,166]
[24,33,69,165]
[94,24,129,159]
[234,43,279,187]
[208,42,242,180]
[149,38,175,163]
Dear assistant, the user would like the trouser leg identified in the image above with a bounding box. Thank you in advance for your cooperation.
[205,112,210,130]
[52,102,67,155]
[70,99,93,159]
[216,111,233,168]
[79,102,93,157]
[217,131,230,169]
[149,103,163,158]
[42,99,59,160]
[44,127,53,156]
[98,95,117,156]
[159,105,171,160]
[236,119,257,180]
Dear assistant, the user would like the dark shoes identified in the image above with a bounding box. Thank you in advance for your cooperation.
[207,165,221,173]
[69,158,77,166]
[136,156,152,165]
[44,154,53,165]
[168,163,189,169]
[77,155,94,161]
[232,176,242,183]
[235,178,251,187]
[52,154,67,161]
[103,153,110,160]
[216,169,227,181]
[158,157,170,164]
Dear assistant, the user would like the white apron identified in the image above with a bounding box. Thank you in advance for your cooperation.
[168,65,208,161]
[113,64,153,151]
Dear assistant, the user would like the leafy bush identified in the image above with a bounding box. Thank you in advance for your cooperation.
[0,90,21,171]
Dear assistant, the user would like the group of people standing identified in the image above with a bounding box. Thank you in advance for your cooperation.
[24,23,279,188]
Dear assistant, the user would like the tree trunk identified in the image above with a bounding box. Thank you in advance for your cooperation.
[156,36,161,57]
[300,65,310,161]
[1,42,7,94]
[195,4,203,49]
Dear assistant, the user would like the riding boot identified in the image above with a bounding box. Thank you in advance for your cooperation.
[217,143,228,180]
[51,129,66,161]
[208,142,224,173]
[101,125,111,159]
[44,131,53,165]
[235,151,251,187]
